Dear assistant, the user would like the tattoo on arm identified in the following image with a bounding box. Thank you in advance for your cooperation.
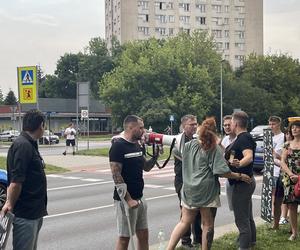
[144,157,157,172]
[110,162,124,184]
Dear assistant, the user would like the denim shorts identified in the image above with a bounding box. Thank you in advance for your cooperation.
[114,198,148,237]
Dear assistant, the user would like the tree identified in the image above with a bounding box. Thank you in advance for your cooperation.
[0,88,4,104]
[100,31,222,130]
[4,90,17,105]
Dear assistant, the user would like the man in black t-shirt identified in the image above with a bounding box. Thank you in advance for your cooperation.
[225,111,256,250]
[109,115,158,250]
[2,110,47,250]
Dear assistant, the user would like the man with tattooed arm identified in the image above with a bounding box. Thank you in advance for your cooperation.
[109,115,159,250]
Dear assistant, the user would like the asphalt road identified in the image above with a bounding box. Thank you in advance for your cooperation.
[4,168,264,250]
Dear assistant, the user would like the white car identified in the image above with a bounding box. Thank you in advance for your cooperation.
[250,125,269,139]
[39,130,60,144]
[0,130,20,141]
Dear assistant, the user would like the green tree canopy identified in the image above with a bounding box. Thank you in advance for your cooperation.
[100,31,222,131]
[4,90,17,105]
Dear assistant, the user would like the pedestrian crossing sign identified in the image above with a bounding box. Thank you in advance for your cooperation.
[17,66,37,104]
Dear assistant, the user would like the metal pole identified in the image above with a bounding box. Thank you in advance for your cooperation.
[18,102,21,132]
[87,82,90,150]
[220,61,223,136]
[76,82,79,152]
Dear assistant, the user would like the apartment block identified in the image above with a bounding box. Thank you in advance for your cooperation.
[105,0,263,68]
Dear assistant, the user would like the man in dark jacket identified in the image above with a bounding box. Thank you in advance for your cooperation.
[2,109,47,250]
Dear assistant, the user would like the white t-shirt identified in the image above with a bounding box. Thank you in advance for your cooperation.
[65,127,76,140]
[273,132,284,177]
[221,135,236,149]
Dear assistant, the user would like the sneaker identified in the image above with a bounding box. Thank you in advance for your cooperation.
[181,242,194,249]
[279,217,289,225]
[62,151,66,155]
[288,234,297,241]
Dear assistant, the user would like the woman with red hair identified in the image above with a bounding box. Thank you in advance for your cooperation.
[166,118,251,250]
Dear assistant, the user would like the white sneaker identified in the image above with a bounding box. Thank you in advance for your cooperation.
[279,217,289,225]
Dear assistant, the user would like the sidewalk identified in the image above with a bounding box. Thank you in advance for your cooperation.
[43,154,110,172]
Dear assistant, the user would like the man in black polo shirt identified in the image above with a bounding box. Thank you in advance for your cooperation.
[2,109,47,250]
[109,115,158,250]
[225,111,256,250]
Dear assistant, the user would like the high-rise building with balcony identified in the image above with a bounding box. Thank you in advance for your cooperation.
[105,0,263,68]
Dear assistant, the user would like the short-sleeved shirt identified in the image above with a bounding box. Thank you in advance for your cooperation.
[65,127,76,140]
[225,132,256,184]
[7,132,48,219]
[109,138,145,201]
[181,140,231,207]
[273,132,284,177]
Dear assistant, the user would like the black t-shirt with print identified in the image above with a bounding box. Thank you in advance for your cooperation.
[109,138,145,200]
[225,132,256,184]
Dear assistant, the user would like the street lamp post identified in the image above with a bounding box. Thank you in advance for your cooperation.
[220,60,223,136]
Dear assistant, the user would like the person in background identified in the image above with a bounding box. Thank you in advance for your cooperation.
[167,118,251,250]
[225,111,256,250]
[280,121,300,241]
[173,114,202,248]
[62,123,76,155]
[268,116,286,229]
[1,109,48,250]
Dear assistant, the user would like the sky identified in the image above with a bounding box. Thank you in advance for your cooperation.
[0,0,299,97]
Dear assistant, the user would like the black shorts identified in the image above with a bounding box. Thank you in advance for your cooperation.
[66,139,75,146]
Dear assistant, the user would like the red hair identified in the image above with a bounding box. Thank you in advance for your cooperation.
[197,117,217,151]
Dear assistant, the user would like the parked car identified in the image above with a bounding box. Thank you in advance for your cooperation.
[250,125,269,139]
[0,169,7,209]
[0,130,20,142]
[253,139,264,172]
[39,130,59,145]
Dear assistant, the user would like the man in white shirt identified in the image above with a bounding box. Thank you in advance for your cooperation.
[63,123,76,155]
[221,115,236,149]
[268,116,286,229]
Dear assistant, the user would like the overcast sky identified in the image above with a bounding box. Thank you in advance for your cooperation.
[0,0,299,96]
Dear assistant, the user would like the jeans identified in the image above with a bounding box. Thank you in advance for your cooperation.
[13,217,43,250]
[232,177,256,250]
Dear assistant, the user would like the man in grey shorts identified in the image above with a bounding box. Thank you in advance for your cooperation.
[109,115,158,250]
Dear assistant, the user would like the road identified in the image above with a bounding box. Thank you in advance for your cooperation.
[6,167,262,250]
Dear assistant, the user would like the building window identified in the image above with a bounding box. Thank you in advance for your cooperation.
[138,26,150,35]
[169,28,174,36]
[224,42,230,50]
[224,18,229,25]
[167,2,174,9]
[224,5,229,13]
[138,1,149,10]
[196,16,206,25]
[235,43,245,50]
[212,29,222,38]
[196,4,206,13]
[179,16,190,24]
[216,42,223,50]
[169,15,175,23]
[235,30,245,39]
[224,30,229,37]
[212,17,222,26]
[155,2,166,10]
[138,14,149,22]
[156,15,168,23]
[235,6,245,13]
[155,27,166,35]
[235,18,245,27]
[212,5,222,13]
[179,3,190,11]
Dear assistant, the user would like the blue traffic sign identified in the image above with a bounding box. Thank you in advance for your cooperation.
[21,70,34,85]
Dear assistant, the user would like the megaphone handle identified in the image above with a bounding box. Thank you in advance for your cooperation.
[157,138,176,169]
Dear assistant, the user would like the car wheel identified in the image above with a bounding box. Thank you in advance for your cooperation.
[0,183,7,209]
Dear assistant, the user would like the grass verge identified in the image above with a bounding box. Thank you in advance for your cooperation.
[175,218,300,250]
[0,156,69,174]
[77,146,172,161]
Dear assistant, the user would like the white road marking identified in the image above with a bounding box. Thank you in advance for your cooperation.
[47,174,65,178]
[164,187,175,191]
[144,184,164,188]
[83,178,103,182]
[47,181,113,191]
[60,176,82,180]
